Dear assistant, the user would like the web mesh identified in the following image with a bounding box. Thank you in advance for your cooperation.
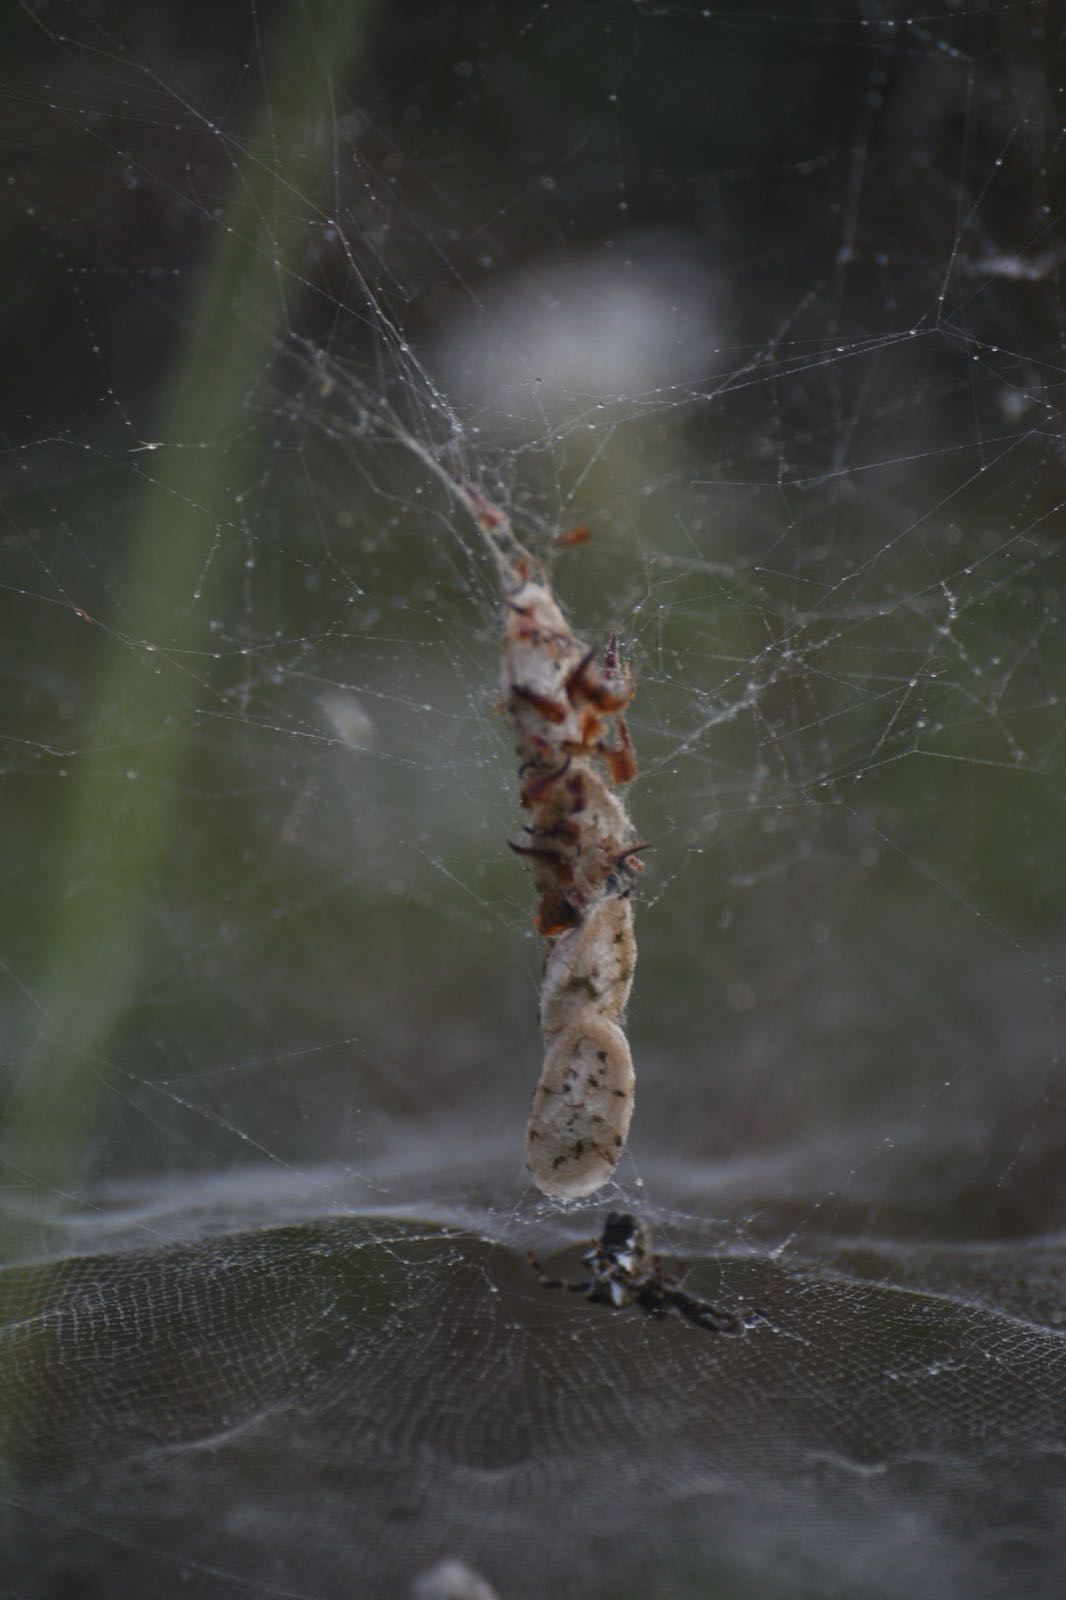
[3,2,1066,1596]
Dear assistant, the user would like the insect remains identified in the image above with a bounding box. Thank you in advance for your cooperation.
[528,1212,766,1335]
[294,346,643,1199]
[501,584,643,1197]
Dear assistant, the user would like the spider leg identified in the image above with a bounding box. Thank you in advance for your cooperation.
[635,1283,672,1319]
[527,1251,590,1293]
[655,1255,687,1292]
[667,1288,748,1336]
[526,1251,565,1288]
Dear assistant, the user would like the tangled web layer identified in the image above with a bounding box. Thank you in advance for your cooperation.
[4,1181,1066,1600]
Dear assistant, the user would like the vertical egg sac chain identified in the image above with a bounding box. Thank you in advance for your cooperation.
[501,579,643,1196]
[301,354,644,1198]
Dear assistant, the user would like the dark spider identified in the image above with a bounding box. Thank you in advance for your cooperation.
[528,1212,766,1336]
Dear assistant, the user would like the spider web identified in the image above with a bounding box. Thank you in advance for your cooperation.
[3,2,1066,1596]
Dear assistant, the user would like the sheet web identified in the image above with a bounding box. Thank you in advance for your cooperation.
[3,2,1066,1596]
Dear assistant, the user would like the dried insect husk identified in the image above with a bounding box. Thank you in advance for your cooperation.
[499,579,641,1198]
[540,894,636,1040]
[528,889,637,1198]
[525,1017,635,1199]
[286,396,645,1202]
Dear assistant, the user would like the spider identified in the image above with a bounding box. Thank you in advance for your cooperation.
[528,1212,766,1336]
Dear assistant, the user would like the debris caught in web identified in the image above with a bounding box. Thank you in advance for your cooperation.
[300,353,645,1198]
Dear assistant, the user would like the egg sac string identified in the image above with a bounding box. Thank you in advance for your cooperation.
[301,350,644,1197]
